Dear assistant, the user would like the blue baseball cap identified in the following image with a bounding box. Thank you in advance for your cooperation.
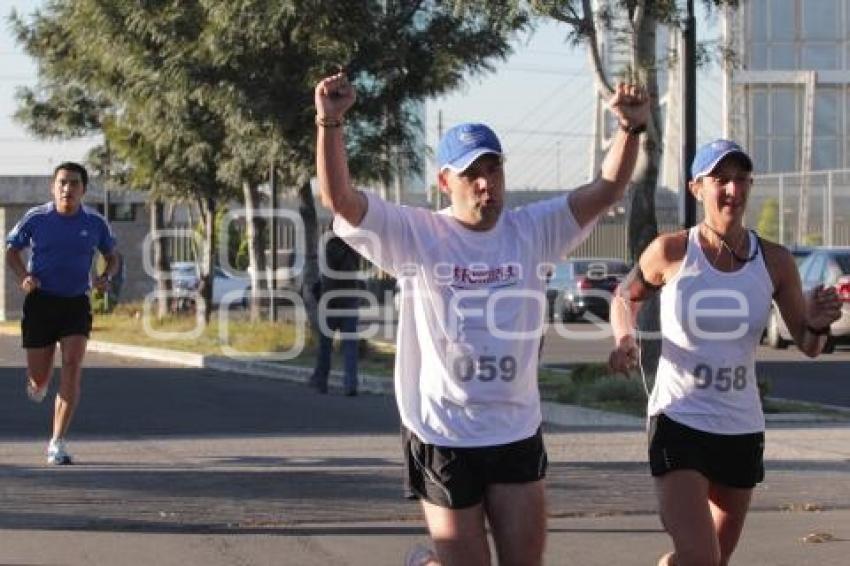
[437,122,503,173]
[691,139,753,179]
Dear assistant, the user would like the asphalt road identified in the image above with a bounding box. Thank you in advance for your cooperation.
[1,334,849,565]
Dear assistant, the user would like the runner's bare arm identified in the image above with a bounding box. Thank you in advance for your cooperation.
[315,72,367,227]
[608,233,682,375]
[569,83,649,228]
[93,250,121,291]
[5,245,39,292]
[766,243,841,357]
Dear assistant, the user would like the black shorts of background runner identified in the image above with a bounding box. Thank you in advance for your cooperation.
[21,290,92,349]
[402,426,548,509]
[648,413,765,489]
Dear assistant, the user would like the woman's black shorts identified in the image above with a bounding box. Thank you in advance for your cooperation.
[649,413,765,489]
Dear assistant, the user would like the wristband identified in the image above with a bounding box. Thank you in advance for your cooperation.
[806,324,830,336]
[316,115,343,128]
[620,122,647,135]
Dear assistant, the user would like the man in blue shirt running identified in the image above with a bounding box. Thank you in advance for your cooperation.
[5,162,119,465]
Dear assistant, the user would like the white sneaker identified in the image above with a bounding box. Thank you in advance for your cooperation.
[404,544,438,566]
[47,439,73,465]
[26,376,49,403]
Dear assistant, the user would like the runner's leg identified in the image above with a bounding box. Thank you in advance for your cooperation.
[420,499,490,566]
[52,335,87,440]
[655,470,720,566]
[26,345,56,389]
[484,479,546,566]
[708,483,752,566]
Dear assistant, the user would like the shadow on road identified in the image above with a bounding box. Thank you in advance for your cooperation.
[0,366,400,440]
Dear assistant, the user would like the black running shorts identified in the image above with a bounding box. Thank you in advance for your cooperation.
[21,290,92,349]
[403,426,548,509]
[648,413,765,489]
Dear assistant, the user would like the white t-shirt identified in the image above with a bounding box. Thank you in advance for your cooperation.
[649,227,773,434]
[334,191,594,447]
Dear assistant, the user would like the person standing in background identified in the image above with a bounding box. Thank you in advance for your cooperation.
[310,228,363,396]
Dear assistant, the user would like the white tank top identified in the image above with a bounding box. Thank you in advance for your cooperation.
[648,227,774,434]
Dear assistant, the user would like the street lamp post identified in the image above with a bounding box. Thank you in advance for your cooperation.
[269,158,278,322]
[556,140,561,189]
[680,0,697,229]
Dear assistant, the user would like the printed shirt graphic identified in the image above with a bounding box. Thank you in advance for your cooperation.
[6,203,117,297]
[335,192,594,447]
[649,228,773,434]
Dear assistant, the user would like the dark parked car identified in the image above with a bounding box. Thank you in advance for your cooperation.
[546,258,630,321]
[765,247,850,351]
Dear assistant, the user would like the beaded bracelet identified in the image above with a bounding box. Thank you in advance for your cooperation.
[316,115,343,128]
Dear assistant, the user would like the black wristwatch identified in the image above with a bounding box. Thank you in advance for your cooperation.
[620,122,647,135]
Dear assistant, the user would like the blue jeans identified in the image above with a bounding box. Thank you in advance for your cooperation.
[311,315,359,393]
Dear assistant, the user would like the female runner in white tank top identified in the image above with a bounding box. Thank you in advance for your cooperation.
[608,139,841,566]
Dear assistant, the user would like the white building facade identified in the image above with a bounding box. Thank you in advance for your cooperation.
[723,0,850,245]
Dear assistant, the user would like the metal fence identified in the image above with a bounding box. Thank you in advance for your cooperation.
[161,168,850,271]
[570,222,682,261]
[577,168,850,260]
[748,169,850,248]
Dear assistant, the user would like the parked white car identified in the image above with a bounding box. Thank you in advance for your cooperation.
[212,266,251,307]
[165,262,250,308]
[765,247,850,352]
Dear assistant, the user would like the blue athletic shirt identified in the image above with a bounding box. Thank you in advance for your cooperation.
[6,202,117,297]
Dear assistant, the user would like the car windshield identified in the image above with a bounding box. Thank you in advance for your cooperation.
[834,254,850,274]
[173,265,196,275]
[790,250,812,269]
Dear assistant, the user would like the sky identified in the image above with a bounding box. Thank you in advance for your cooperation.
[1,1,723,190]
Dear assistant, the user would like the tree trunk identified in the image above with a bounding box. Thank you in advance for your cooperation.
[242,181,267,322]
[197,196,216,325]
[298,179,320,335]
[629,7,662,382]
[150,198,171,320]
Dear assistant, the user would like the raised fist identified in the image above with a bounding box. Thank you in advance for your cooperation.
[315,72,356,121]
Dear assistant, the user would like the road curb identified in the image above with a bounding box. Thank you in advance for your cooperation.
[86,340,398,396]
[29,336,848,428]
[85,340,640,428]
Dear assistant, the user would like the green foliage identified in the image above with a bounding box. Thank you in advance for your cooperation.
[569,362,611,385]
[546,363,646,415]
[757,375,771,401]
[215,206,249,271]
[12,1,531,325]
[91,288,119,314]
[803,233,823,246]
[757,197,780,242]
[581,376,646,404]
[553,370,646,415]
[11,1,530,193]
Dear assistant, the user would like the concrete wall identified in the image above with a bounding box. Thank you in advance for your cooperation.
[2,204,33,321]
